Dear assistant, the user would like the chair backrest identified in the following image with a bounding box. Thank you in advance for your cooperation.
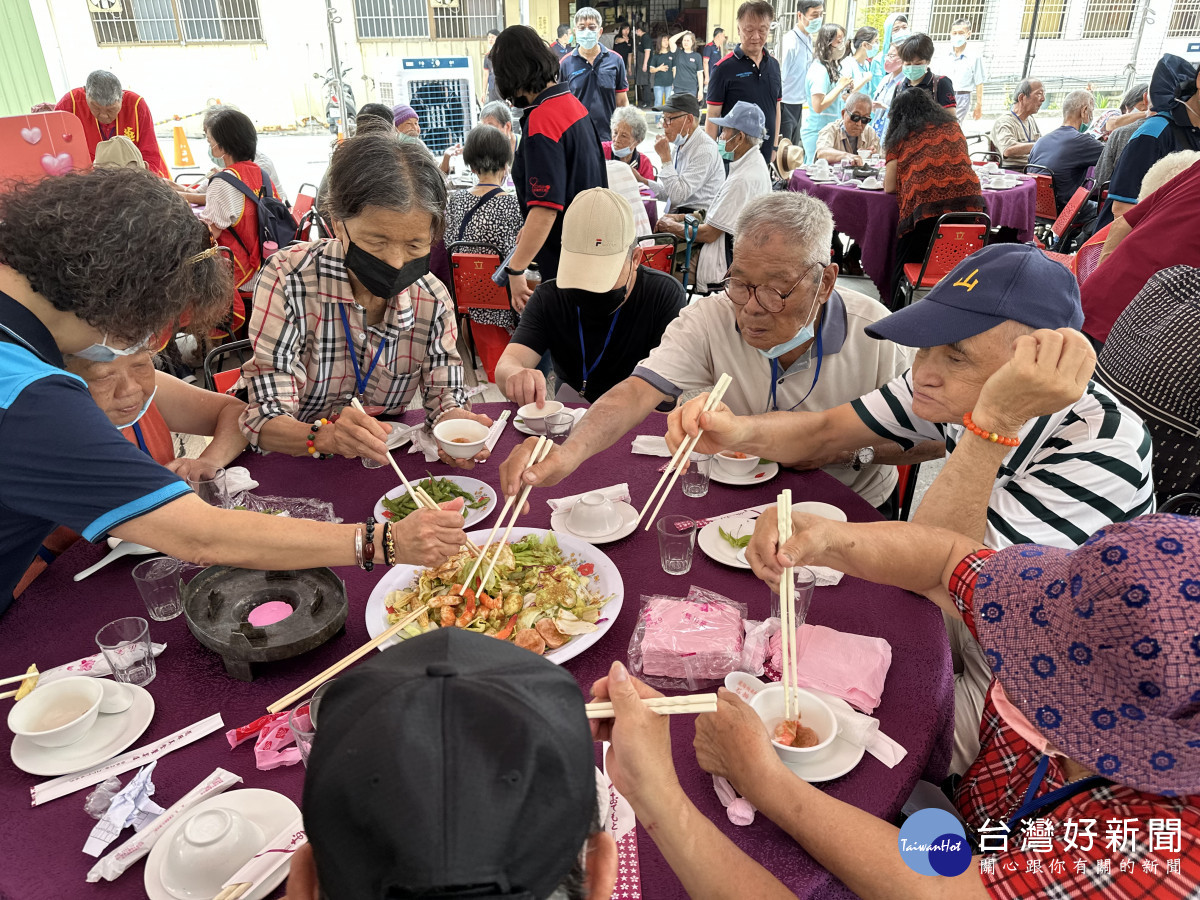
[1051,185,1091,239]
[202,339,252,393]
[292,191,315,226]
[447,241,512,314]
[920,214,990,284]
[1074,223,1111,286]
[1024,166,1059,219]
[637,233,679,276]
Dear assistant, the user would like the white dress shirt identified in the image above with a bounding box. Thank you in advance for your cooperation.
[645,125,726,213]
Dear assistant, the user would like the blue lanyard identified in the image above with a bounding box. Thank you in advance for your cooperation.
[1005,754,1108,830]
[578,306,622,398]
[131,423,149,456]
[1011,109,1033,142]
[767,325,823,412]
[338,303,387,400]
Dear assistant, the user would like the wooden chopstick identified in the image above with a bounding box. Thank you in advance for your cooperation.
[213,883,251,900]
[0,668,38,688]
[585,693,719,718]
[471,437,554,594]
[640,373,734,531]
[266,603,429,714]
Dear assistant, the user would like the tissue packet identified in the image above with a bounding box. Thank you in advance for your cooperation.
[628,587,747,690]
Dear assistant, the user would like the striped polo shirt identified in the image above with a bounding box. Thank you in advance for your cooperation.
[852,372,1155,549]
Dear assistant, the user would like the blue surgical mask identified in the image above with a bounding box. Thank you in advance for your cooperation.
[673,132,687,149]
[866,43,878,58]
[902,64,928,82]
[576,28,599,49]
[613,145,633,159]
[75,335,148,364]
[804,17,823,34]
[756,281,823,359]
[114,385,158,429]
[717,135,739,161]
[209,149,224,167]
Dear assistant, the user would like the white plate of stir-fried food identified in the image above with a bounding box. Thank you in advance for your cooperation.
[363,527,624,663]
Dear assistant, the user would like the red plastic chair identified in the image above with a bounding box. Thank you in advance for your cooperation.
[446,241,513,367]
[892,463,922,521]
[202,339,251,393]
[1024,165,1059,235]
[896,212,991,308]
[637,233,680,278]
[292,182,318,225]
[1049,185,1091,251]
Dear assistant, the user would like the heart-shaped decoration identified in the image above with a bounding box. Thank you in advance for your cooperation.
[41,153,74,176]
[62,132,74,142]
[20,127,42,145]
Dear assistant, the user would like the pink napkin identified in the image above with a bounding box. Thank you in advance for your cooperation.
[767,624,892,714]
[225,708,306,770]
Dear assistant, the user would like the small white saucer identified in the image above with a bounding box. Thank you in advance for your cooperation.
[10,683,154,776]
[857,181,884,191]
[515,406,587,436]
[145,788,300,900]
[551,500,638,545]
[710,461,780,486]
[697,517,756,569]
[780,689,866,783]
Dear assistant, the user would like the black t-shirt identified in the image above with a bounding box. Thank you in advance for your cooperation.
[673,51,703,96]
[899,71,957,110]
[613,39,632,67]
[706,45,782,166]
[651,52,675,87]
[510,266,686,400]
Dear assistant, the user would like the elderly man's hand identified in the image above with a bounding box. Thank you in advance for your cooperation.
[665,393,745,455]
[436,409,493,469]
[654,133,673,163]
[694,689,783,793]
[499,437,578,508]
[975,328,1096,436]
[504,367,547,408]
[316,406,390,463]
[745,508,835,588]
[590,661,682,813]
[390,499,470,567]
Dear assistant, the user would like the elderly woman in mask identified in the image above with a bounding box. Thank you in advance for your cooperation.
[240,130,491,467]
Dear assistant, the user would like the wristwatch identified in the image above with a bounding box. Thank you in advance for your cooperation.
[850,446,875,471]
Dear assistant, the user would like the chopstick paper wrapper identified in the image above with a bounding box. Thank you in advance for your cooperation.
[218,814,307,898]
[546,483,630,512]
[690,505,770,529]
[32,713,225,806]
[827,706,908,767]
[85,767,242,882]
[599,747,642,900]
[38,643,167,686]
[484,410,510,454]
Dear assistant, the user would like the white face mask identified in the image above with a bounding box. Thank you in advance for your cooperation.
[756,279,823,359]
[114,385,158,429]
[75,335,148,364]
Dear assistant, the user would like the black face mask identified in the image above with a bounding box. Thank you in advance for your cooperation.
[562,263,635,317]
[344,236,429,299]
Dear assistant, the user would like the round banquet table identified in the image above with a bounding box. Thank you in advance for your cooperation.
[788,168,1037,304]
[0,403,952,900]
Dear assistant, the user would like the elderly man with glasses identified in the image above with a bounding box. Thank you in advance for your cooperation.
[498,191,918,514]
[633,92,726,214]
[814,92,879,165]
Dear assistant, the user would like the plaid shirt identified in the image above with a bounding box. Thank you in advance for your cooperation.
[949,551,1200,898]
[239,239,468,445]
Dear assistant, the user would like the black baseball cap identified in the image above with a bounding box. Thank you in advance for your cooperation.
[303,629,596,900]
[662,92,700,118]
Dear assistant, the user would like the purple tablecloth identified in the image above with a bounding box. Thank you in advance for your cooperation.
[643,196,659,232]
[788,169,1037,303]
[0,403,952,900]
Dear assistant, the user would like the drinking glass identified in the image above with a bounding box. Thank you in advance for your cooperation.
[680,453,711,498]
[185,465,230,507]
[95,617,156,686]
[771,566,817,624]
[131,557,186,621]
[657,515,697,576]
[288,682,332,768]
[545,411,575,443]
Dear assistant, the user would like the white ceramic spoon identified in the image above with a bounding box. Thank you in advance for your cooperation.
[73,537,159,582]
[98,680,134,715]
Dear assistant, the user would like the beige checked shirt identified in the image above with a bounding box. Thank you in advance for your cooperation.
[239,239,468,447]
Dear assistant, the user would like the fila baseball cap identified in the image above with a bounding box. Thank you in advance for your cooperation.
[556,187,636,291]
[865,244,1084,348]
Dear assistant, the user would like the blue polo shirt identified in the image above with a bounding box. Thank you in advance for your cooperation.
[1096,106,1200,229]
[0,293,189,612]
[558,46,629,143]
[1028,125,1104,209]
[512,83,608,279]
[702,42,725,78]
[706,45,783,166]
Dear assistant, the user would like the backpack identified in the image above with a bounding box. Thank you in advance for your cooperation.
[211,168,297,263]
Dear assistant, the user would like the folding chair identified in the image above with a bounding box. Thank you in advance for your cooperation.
[1048,185,1092,252]
[292,182,318,226]
[895,212,991,308]
[1023,164,1059,244]
[446,241,513,369]
[1073,223,1111,287]
[637,233,681,279]
[202,339,252,393]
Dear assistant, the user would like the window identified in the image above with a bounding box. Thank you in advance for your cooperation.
[1168,0,1200,37]
[1081,0,1137,38]
[89,0,262,44]
[432,0,500,39]
[928,0,985,40]
[1020,0,1068,38]
[354,0,429,39]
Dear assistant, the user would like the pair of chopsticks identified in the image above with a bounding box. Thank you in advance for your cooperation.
[266,603,428,714]
[214,884,252,900]
[0,666,38,700]
[777,490,798,722]
[350,398,480,557]
[585,693,718,719]
[638,373,734,531]
[456,435,554,596]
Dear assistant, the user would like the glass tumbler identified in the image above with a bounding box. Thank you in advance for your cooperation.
[95,616,156,686]
[657,515,697,576]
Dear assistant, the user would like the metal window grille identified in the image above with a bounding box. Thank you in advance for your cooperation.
[353,0,429,39]
[928,0,985,40]
[432,0,499,39]
[409,78,471,153]
[1168,0,1200,36]
[1021,0,1069,38]
[1081,0,1137,37]
[90,0,261,44]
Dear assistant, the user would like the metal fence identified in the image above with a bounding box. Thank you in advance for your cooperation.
[1168,0,1200,35]
[1020,0,1070,38]
[1080,0,1138,37]
[928,0,986,39]
[90,0,262,44]
[431,0,500,39]
[354,0,497,39]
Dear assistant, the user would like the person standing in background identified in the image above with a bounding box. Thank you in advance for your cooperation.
[706,1,782,167]
[702,27,728,90]
[650,34,676,110]
[779,1,824,148]
[483,29,502,103]
[612,23,633,72]
[551,25,573,63]
[55,71,169,177]
[799,24,853,163]
[870,13,908,94]
[559,6,631,143]
[939,17,986,123]
[840,27,878,96]
[672,32,705,99]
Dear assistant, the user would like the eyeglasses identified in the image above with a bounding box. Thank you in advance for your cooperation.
[846,113,871,124]
[724,263,823,314]
[663,114,688,125]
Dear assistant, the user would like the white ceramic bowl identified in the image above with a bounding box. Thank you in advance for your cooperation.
[791,501,848,523]
[750,683,838,762]
[432,419,490,459]
[7,676,103,748]
[517,400,564,434]
[714,451,759,477]
[566,492,623,537]
[160,807,264,900]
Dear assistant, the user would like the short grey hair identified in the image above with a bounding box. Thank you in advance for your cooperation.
[610,105,647,143]
[479,100,513,128]
[85,70,122,107]
[1062,90,1094,119]
[574,6,601,27]
[733,193,834,265]
[1138,150,1200,200]
[1015,79,1038,100]
[844,92,872,113]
